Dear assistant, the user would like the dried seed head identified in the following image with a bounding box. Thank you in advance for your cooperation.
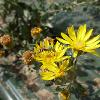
[0,50,5,57]
[22,50,34,65]
[0,35,12,46]
[31,27,42,37]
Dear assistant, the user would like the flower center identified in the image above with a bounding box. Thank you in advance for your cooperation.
[44,51,55,62]
[46,54,52,57]
[73,41,85,50]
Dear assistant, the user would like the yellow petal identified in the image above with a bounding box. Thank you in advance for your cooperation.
[86,40,100,47]
[42,76,55,80]
[41,72,55,80]
[80,24,87,41]
[77,24,86,41]
[84,29,93,41]
[44,40,49,48]
[55,41,60,51]
[41,63,58,71]
[61,32,73,44]
[56,37,69,44]
[86,35,100,45]
[67,25,76,40]
[84,49,100,57]
[58,48,67,58]
[84,49,94,53]
[85,44,100,50]
[40,41,43,47]
[57,56,70,62]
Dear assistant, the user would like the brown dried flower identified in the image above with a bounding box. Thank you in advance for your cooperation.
[22,50,34,65]
[0,35,12,46]
[31,27,42,37]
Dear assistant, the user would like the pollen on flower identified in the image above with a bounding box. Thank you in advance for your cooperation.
[0,34,12,46]
[22,50,34,65]
[31,27,42,37]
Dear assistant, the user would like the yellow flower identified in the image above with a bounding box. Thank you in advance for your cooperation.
[40,60,70,80]
[34,38,69,64]
[57,24,100,57]
[31,27,42,37]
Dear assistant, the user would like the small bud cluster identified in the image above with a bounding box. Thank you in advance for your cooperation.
[31,27,42,37]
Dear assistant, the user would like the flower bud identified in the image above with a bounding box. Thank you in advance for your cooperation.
[31,27,42,37]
